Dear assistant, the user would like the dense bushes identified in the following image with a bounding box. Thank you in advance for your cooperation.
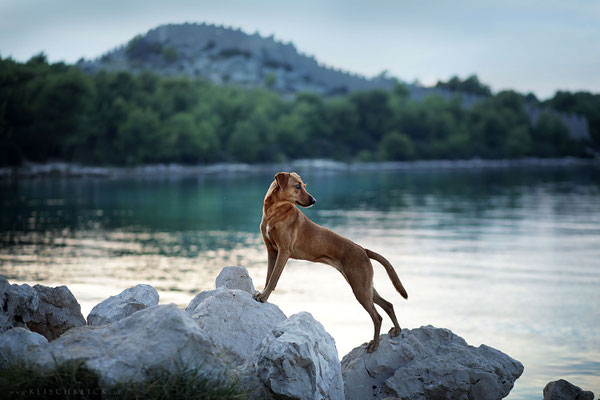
[0,55,594,166]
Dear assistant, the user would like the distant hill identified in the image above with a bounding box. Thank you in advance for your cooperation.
[78,23,393,96]
[77,23,471,101]
[77,23,589,141]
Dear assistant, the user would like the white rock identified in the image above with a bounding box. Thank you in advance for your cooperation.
[251,312,344,400]
[27,304,230,386]
[215,266,256,294]
[0,276,85,340]
[190,289,286,364]
[185,289,218,313]
[0,327,48,367]
[87,284,159,326]
[341,325,524,400]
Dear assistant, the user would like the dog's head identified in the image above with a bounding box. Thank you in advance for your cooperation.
[274,172,316,208]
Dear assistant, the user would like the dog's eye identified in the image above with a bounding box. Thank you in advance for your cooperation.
[295,184,301,189]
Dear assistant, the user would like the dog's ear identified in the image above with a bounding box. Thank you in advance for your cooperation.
[275,172,289,189]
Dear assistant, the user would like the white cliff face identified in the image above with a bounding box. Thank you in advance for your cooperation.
[87,284,159,326]
[341,325,524,400]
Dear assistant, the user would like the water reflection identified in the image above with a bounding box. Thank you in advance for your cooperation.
[1,166,599,399]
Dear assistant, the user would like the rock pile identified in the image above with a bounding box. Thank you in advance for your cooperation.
[0,269,531,400]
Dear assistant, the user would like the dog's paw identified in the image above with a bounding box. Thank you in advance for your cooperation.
[253,291,268,303]
[366,340,379,353]
[388,327,401,337]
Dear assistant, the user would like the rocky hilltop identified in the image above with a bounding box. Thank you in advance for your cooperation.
[78,22,482,104]
[77,23,590,141]
[78,23,397,96]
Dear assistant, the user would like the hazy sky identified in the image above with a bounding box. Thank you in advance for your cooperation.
[1,0,598,98]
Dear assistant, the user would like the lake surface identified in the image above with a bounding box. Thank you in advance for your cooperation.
[1,165,599,398]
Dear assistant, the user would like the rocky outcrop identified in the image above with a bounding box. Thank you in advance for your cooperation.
[185,266,285,365]
[543,379,595,400]
[190,289,286,365]
[0,276,85,340]
[1,272,526,400]
[87,284,159,326]
[341,325,524,400]
[26,304,229,386]
[0,327,48,368]
[78,23,396,96]
[251,312,344,400]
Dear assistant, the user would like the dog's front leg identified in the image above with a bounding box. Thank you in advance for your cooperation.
[254,249,290,303]
[264,247,277,288]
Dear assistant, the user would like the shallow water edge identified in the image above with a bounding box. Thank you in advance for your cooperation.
[1,157,598,179]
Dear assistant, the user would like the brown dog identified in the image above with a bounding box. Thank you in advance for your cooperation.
[254,172,408,352]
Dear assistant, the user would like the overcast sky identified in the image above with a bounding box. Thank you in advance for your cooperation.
[1,0,598,98]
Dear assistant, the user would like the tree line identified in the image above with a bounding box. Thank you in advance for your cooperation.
[0,54,597,166]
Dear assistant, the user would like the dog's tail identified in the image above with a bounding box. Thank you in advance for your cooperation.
[365,249,408,299]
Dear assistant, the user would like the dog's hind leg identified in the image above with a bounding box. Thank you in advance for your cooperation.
[373,288,401,337]
[353,288,382,353]
[346,266,382,352]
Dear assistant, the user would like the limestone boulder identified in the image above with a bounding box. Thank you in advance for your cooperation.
[190,288,286,365]
[0,276,85,340]
[87,284,159,326]
[341,325,524,400]
[251,312,344,400]
[26,304,230,386]
[543,379,594,400]
[215,266,256,294]
[29,284,86,340]
[0,327,48,368]
[0,276,39,332]
[186,266,255,314]
[185,289,218,313]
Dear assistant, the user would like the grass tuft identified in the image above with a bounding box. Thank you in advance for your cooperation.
[0,361,250,400]
[0,360,102,399]
[113,367,249,400]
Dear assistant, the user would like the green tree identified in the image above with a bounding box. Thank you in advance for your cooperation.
[532,112,572,157]
[157,112,219,163]
[378,131,415,160]
[115,106,161,165]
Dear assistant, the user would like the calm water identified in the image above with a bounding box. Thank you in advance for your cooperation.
[1,166,599,398]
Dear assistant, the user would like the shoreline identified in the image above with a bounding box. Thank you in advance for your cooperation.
[1,157,598,179]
